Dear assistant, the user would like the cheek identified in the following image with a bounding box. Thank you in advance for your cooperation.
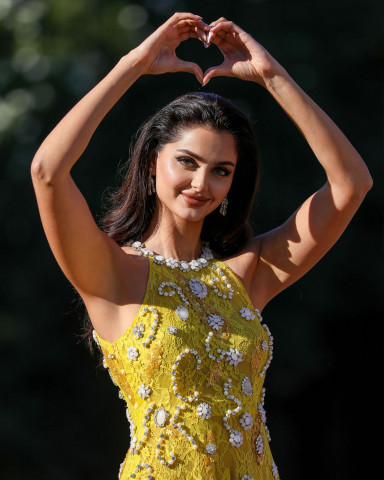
[158,161,188,190]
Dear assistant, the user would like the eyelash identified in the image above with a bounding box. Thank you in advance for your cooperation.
[176,157,231,177]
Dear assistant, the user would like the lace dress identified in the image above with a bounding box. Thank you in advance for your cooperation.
[93,244,281,480]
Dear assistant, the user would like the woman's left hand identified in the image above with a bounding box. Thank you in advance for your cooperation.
[202,18,282,86]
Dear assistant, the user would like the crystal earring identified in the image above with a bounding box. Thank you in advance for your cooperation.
[220,196,228,216]
[148,167,156,195]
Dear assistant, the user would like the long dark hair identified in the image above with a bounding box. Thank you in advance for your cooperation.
[101,92,260,256]
[83,92,260,351]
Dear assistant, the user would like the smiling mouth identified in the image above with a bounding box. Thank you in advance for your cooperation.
[181,193,209,207]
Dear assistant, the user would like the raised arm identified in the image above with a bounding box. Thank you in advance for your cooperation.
[204,18,373,309]
[31,13,208,301]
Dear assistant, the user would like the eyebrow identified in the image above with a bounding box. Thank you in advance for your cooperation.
[176,149,236,167]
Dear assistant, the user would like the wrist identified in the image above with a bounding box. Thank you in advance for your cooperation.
[118,49,150,78]
[261,63,291,90]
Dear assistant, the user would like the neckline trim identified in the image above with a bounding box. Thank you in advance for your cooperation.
[129,240,214,273]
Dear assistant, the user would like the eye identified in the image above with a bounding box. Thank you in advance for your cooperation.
[213,166,231,177]
[176,156,197,168]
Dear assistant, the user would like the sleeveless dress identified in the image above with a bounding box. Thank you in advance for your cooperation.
[93,244,281,480]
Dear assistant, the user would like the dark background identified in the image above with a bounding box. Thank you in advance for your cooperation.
[0,0,382,479]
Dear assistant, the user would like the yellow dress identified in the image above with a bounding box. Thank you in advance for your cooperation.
[93,243,281,480]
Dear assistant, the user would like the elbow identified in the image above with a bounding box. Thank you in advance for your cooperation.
[31,152,64,186]
[31,154,52,185]
[355,170,373,198]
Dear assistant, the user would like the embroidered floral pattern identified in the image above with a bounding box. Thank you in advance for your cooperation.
[206,443,216,454]
[207,314,224,330]
[97,248,276,479]
[225,348,243,367]
[189,278,208,299]
[176,305,189,321]
[197,402,212,419]
[229,429,243,448]
[239,412,253,430]
[127,346,139,361]
[132,322,145,339]
[167,326,178,335]
[138,383,151,399]
[240,307,255,320]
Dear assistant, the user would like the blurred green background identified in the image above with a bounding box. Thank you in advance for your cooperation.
[0,0,382,478]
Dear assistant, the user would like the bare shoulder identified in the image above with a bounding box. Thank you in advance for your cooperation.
[82,245,151,343]
[220,236,264,309]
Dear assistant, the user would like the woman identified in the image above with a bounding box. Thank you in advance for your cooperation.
[31,12,372,480]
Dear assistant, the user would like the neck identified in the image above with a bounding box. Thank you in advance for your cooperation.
[141,208,205,262]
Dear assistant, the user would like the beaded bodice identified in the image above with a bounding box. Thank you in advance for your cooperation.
[93,249,280,480]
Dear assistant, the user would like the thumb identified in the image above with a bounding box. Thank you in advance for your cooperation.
[202,64,228,85]
[174,58,204,84]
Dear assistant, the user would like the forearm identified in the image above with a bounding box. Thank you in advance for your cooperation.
[31,50,145,183]
[263,67,373,195]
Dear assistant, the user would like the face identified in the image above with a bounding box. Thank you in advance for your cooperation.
[153,127,237,223]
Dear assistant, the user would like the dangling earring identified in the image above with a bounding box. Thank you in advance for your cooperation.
[220,196,228,216]
[148,167,156,195]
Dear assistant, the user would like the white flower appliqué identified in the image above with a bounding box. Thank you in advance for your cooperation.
[258,402,267,424]
[196,402,212,419]
[176,305,189,321]
[206,443,216,454]
[240,307,255,320]
[167,326,178,335]
[241,376,253,396]
[225,348,243,367]
[189,278,208,299]
[255,434,264,454]
[138,383,151,399]
[271,461,280,479]
[239,412,253,430]
[132,322,144,339]
[207,314,224,331]
[229,429,243,448]
[127,346,139,361]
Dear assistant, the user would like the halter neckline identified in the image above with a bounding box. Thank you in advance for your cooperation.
[129,241,214,273]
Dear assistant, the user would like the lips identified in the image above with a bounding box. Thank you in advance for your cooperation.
[181,192,209,207]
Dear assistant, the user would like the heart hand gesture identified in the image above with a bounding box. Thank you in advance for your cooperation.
[202,18,281,86]
[133,12,210,84]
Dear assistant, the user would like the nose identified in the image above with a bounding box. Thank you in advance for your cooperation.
[191,168,209,192]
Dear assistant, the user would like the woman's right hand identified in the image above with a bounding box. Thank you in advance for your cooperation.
[132,12,208,83]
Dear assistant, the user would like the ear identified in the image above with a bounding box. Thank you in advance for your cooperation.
[149,150,157,175]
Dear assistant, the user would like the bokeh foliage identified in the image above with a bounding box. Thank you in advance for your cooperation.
[0,0,382,478]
